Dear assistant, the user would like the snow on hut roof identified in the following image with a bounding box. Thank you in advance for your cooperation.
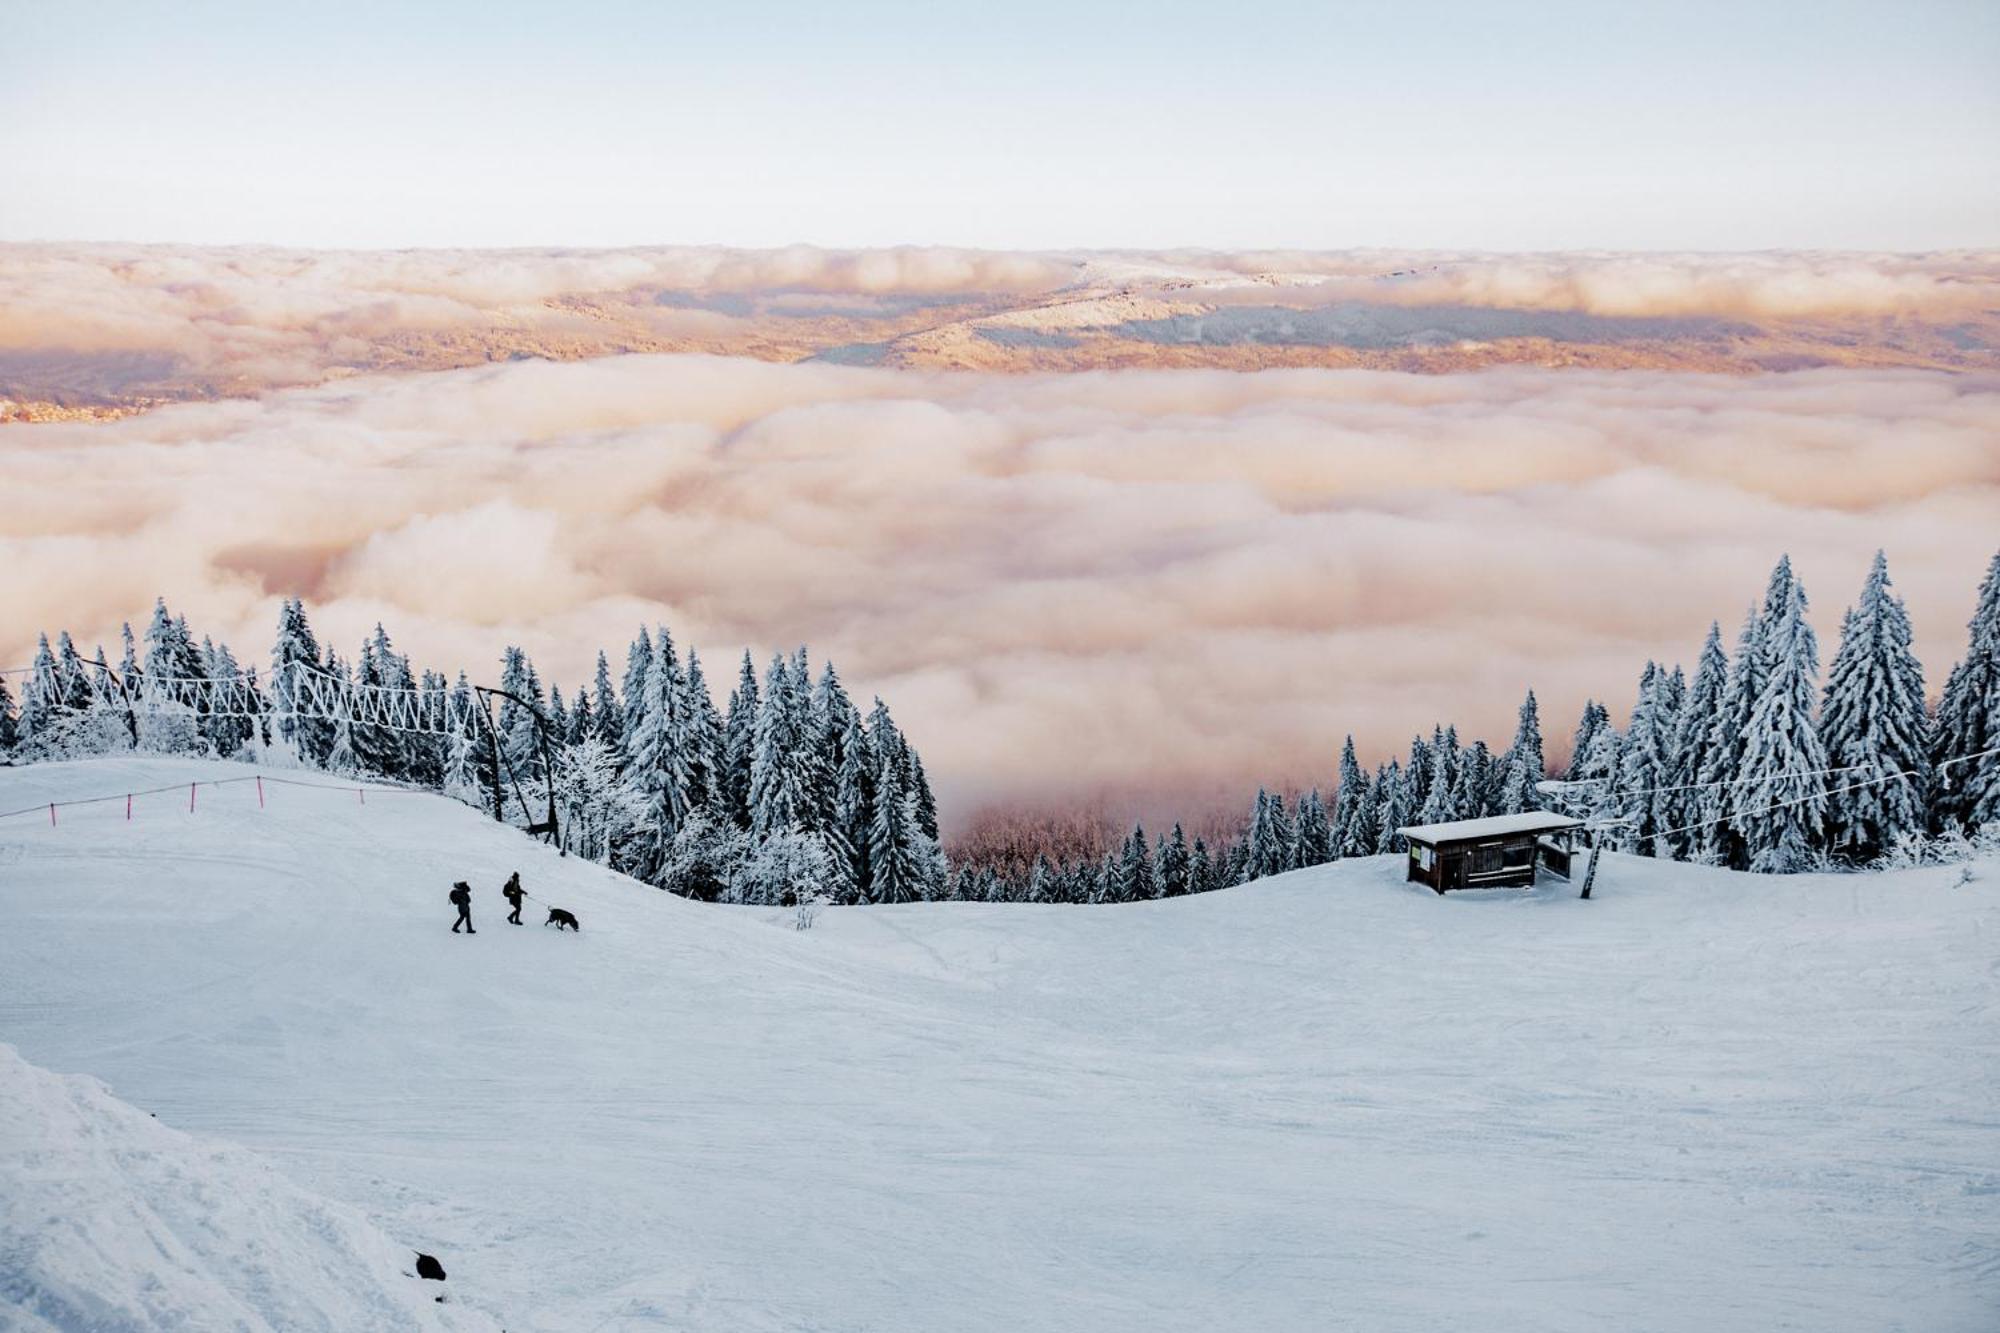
[1395,811,1583,844]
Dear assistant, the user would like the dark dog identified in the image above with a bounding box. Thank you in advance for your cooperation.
[414,1251,446,1281]
[545,907,580,932]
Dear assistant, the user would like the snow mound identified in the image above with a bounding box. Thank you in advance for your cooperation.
[0,1042,496,1333]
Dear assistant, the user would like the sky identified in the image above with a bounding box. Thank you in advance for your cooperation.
[2,0,1996,250]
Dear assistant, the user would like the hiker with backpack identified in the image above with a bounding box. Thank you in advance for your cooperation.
[449,881,475,934]
[502,872,525,925]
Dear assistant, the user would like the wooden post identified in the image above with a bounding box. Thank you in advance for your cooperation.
[1579,843,1602,900]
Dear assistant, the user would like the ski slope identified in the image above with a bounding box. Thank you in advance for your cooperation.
[1,756,1996,1331]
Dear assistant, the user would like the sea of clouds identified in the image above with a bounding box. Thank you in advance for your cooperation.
[3,351,1994,819]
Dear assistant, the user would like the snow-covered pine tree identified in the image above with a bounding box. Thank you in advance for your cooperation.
[567,683,595,747]
[621,632,682,881]
[1375,760,1412,853]
[828,707,874,902]
[1663,624,1729,861]
[615,628,652,759]
[1416,729,1459,827]
[1497,690,1545,814]
[750,652,818,837]
[1734,578,1829,873]
[1567,700,1608,779]
[591,651,621,753]
[1929,549,2000,833]
[1332,735,1368,856]
[1347,767,1383,856]
[19,634,61,744]
[868,752,927,904]
[0,670,15,753]
[201,638,253,757]
[1159,823,1191,896]
[1292,789,1332,868]
[270,599,329,764]
[1189,836,1215,895]
[1405,735,1433,815]
[1112,824,1151,902]
[673,648,724,818]
[721,650,760,830]
[1615,661,1667,854]
[1452,741,1494,821]
[810,662,856,828]
[1819,552,1929,861]
[321,646,357,774]
[1694,607,1765,866]
[908,749,940,842]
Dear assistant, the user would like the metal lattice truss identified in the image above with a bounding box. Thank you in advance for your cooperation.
[31,653,485,738]
[14,649,566,842]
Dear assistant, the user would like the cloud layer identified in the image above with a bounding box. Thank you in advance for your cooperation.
[5,246,1996,417]
[3,355,1995,824]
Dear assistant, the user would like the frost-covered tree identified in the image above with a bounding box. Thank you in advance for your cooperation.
[1662,623,1729,860]
[1111,824,1152,902]
[1694,607,1765,867]
[1292,789,1333,868]
[827,708,874,902]
[1567,700,1609,780]
[1930,549,2000,833]
[749,652,816,837]
[1734,578,1828,873]
[589,651,621,753]
[868,753,927,904]
[619,627,654,758]
[270,599,329,764]
[0,671,16,753]
[1374,760,1412,853]
[1416,727,1460,827]
[729,828,837,907]
[720,650,760,829]
[1158,822,1191,896]
[660,806,749,902]
[1616,662,1671,854]
[1818,552,1929,861]
[553,735,645,865]
[1332,735,1369,856]
[18,634,60,744]
[1496,690,1545,814]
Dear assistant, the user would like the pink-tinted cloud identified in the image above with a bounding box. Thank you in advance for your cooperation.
[2,356,1995,825]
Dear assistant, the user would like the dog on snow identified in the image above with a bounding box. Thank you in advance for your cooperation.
[545,907,580,932]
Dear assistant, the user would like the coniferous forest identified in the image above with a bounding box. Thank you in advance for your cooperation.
[4,548,1998,904]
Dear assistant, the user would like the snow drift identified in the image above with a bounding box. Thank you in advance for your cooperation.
[0,755,1996,1331]
[0,1042,495,1332]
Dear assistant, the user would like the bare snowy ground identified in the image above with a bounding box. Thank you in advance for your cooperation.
[1,756,1995,1331]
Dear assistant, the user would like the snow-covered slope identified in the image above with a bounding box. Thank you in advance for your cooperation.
[1,756,1996,1331]
[0,1042,497,1332]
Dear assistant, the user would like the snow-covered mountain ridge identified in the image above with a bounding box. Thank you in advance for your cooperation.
[2,756,1995,1331]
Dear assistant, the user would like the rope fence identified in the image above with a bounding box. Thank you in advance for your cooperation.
[0,771,442,827]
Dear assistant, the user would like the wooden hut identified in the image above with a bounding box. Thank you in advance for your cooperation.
[1396,812,1583,893]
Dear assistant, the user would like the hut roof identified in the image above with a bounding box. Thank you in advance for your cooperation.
[1396,811,1582,845]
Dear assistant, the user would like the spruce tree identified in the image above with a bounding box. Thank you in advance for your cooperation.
[1819,552,1929,860]
[1695,607,1766,867]
[1664,624,1729,861]
[721,650,760,829]
[1292,789,1332,868]
[1497,690,1545,814]
[1375,760,1412,853]
[868,754,925,904]
[1616,662,1667,854]
[1930,549,2000,832]
[1159,823,1191,896]
[1734,579,1829,873]
[1332,735,1368,855]
[0,671,16,753]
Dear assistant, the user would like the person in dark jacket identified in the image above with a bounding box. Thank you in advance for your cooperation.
[502,872,525,925]
[449,881,475,934]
